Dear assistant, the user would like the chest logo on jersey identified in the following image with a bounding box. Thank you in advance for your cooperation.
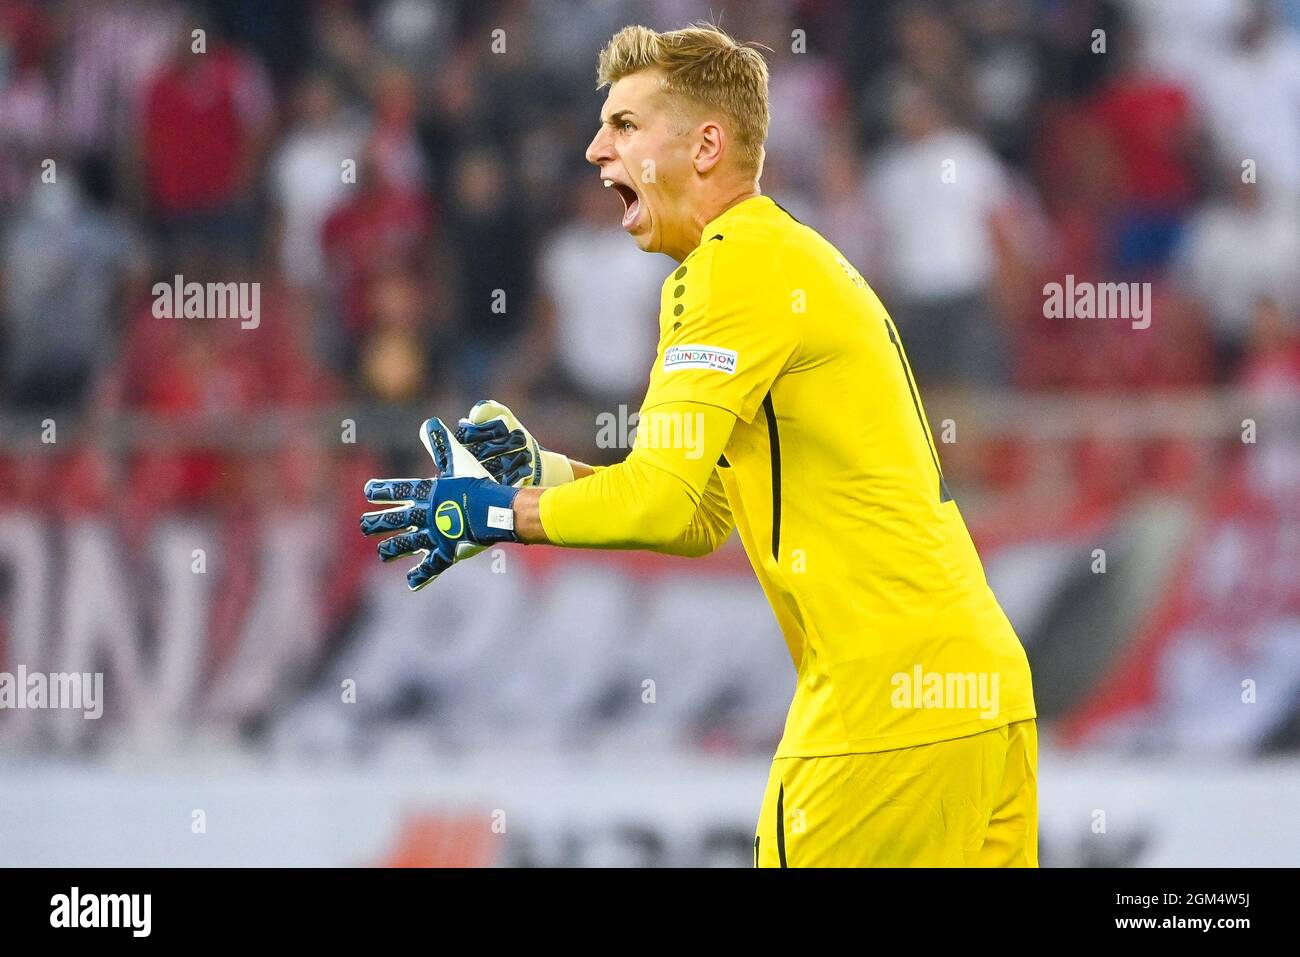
[663,345,738,375]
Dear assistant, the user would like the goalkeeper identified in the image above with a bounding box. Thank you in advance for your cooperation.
[361,23,1037,867]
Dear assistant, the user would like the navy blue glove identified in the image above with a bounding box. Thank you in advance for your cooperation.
[361,417,520,590]
[454,399,575,488]
[454,417,533,486]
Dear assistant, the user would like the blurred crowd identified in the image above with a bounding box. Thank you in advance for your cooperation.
[1,0,1298,501]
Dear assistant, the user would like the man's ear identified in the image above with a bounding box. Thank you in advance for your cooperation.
[694,120,725,174]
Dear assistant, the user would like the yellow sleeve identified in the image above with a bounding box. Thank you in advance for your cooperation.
[650,466,733,558]
[538,401,735,551]
[642,238,799,424]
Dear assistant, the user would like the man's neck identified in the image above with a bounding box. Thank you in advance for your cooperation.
[670,183,761,261]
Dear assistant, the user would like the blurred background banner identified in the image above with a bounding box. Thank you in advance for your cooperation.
[0,0,1297,867]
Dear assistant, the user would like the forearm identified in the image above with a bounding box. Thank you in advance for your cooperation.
[513,402,735,549]
[511,461,598,541]
[646,467,732,557]
[492,454,596,543]
[515,454,702,548]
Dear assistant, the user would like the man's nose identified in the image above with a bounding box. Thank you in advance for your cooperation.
[585,127,613,167]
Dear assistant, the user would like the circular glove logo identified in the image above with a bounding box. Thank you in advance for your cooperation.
[434,500,464,539]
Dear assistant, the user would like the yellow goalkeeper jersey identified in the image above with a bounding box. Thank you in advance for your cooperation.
[643,195,1036,757]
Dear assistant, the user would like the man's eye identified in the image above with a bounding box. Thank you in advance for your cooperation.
[620,121,634,132]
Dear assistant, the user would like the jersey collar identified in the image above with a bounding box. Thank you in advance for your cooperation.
[699,193,775,242]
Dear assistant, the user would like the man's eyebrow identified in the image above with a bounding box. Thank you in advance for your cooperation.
[603,109,637,125]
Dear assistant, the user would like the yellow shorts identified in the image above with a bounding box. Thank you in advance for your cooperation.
[754,719,1038,867]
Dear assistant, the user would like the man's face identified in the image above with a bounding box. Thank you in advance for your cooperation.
[585,70,695,254]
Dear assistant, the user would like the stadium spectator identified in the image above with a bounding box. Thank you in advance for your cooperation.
[865,80,1017,388]
[1074,28,1198,276]
[270,71,368,287]
[530,176,664,406]
[136,14,273,256]
[1173,173,1300,380]
[860,0,973,149]
[368,64,428,193]
[1186,0,1300,201]
[0,0,56,206]
[1237,297,1300,399]
[55,0,182,162]
[319,145,433,360]
[440,145,533,397]
[0,165,147,409]
[357,265,441,405]
[963,0,1040,163]
[812,136,877,282]
[754,2,846,196]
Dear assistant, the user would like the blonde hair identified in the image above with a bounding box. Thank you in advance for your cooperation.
[596,23,770,175]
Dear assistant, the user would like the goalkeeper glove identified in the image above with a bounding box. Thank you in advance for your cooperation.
[454,399,575,488]
[361,417,519,591]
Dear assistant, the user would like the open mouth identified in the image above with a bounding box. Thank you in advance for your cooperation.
[604,179,641,228]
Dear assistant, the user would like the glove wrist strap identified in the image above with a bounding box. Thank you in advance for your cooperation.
[469,481,522,545]
[538,448,575,486]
